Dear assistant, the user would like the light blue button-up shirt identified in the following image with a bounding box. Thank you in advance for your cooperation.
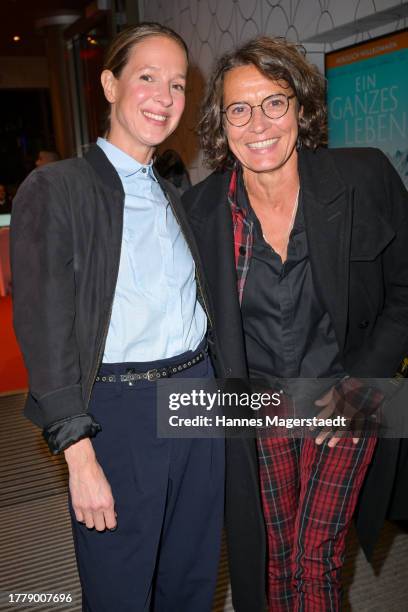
[98,138,206,363]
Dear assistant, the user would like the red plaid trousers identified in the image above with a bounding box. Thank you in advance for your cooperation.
[257,436,376,612]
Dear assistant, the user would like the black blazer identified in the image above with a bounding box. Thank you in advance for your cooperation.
[183,147,408,612]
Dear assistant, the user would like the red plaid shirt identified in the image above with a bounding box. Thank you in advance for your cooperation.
[228,164,254,304]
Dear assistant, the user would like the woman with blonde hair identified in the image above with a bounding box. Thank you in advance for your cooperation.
[12,23,224,612]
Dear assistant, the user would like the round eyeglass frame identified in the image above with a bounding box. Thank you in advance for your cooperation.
[222,93,296,127]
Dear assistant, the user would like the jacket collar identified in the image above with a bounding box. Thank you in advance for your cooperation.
[189,147,347,217]
[84,143,124,196]
[186,169,232,220]
[298,147,347,205]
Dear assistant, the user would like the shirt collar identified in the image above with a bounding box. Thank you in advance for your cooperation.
[96,137,157,181]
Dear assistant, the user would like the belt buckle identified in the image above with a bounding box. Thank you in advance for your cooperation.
[147,368,158,381]
[125,367,136,386]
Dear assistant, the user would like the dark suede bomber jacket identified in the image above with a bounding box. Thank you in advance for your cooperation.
[10,144,214,455]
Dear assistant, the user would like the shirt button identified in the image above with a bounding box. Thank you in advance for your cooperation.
[141,168,147,173]
[358,320,369,329]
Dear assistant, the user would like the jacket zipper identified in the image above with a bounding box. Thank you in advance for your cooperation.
[85,298,116,409]
[85,200,124,409]
[163,188,214,329]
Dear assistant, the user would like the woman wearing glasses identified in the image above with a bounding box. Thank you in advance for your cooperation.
[183,37,408,611]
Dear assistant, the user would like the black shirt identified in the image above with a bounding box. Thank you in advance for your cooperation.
[239,172,345,380]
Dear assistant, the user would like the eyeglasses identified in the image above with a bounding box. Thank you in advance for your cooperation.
[222,93,296,127]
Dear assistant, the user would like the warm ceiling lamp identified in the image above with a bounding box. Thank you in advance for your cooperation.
[13,35,21,42]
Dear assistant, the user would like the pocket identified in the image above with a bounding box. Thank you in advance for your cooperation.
[350,218,395,262]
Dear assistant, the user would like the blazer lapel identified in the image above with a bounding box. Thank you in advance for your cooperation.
[184,170,248,376]
[186,170,238,310]
[299,148,352,352]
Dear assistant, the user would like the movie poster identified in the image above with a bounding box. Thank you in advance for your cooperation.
[326,30,408,189]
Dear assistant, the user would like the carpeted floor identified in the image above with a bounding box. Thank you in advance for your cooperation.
[1,393,407,611]
[0,295,27,394]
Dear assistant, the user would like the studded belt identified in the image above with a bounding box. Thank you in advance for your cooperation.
[95,346,207,384]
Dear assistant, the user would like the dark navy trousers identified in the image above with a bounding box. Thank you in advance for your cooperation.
[69,350,225,612]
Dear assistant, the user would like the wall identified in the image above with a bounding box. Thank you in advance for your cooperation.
[139,0,408,182]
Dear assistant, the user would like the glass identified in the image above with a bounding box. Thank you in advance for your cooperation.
[66,16,113,152]
[222,93,295,127]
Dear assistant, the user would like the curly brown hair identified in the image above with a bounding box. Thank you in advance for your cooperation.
[199,36,327,170]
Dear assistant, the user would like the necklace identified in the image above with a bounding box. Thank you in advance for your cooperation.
[262,188,300,244]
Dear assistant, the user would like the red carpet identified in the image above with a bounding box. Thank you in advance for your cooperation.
[0,295,28,393]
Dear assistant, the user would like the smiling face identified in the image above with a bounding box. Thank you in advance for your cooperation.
[101,35,187,163]
[223,64,301,176]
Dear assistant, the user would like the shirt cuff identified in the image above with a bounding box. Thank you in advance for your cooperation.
[42,413,102,455]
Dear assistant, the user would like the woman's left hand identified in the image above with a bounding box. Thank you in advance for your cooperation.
[314,386,360,447]
[312,377,383,447]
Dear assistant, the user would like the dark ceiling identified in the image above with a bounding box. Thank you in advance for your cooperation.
[0,0,90,56]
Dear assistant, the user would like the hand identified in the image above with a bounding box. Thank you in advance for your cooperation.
[314,386,360,447]
[64,438,117,531]
[313,377,383,448]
